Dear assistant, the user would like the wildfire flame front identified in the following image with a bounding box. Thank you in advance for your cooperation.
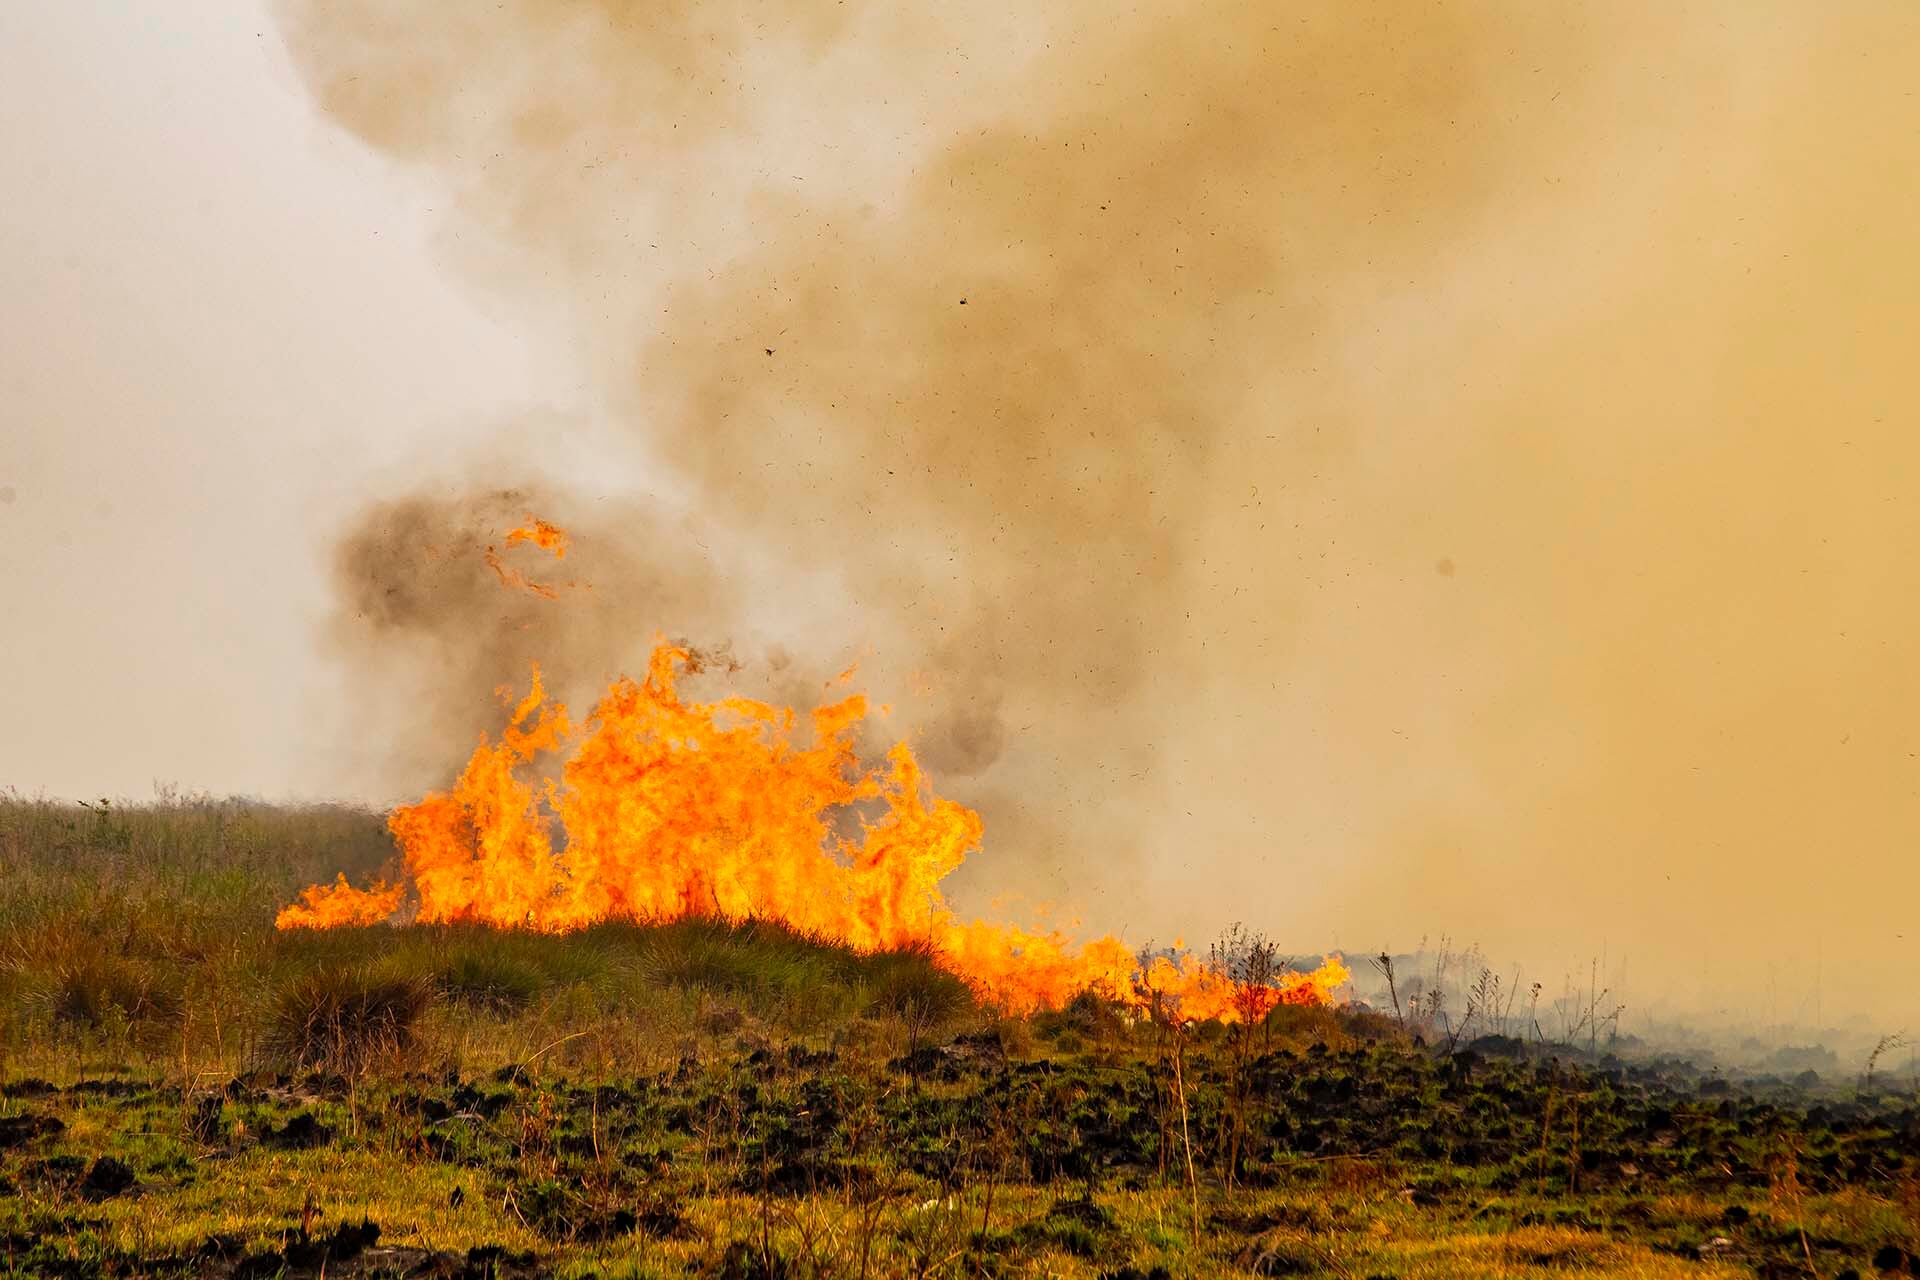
[281,635,1345,1015]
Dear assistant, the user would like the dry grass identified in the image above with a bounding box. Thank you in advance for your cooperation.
[264,967,436,1074]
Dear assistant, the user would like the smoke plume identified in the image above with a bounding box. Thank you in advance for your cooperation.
[278,0,1920,1022]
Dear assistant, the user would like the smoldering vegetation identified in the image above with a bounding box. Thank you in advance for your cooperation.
[1352,941,1918,1090]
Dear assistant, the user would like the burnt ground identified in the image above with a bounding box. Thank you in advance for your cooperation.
[2,1035,1917,1277]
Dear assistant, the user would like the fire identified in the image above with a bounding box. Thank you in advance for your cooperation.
[287,514,1346,1013]
[483,549,560,599]
[505,517,569,558]
[484,515,570,598]
[277,873,405,929]
[282,643,1346,1014]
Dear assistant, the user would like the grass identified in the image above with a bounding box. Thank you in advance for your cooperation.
[264,967,436,1073]
[48,957,183,1032]
[0,793,1916,1277]
[435,945,549,1013]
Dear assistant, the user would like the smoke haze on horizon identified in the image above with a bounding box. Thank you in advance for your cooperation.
[3,1,1917,1028]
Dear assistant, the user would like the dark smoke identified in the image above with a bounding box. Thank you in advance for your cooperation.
[326,479,733,789]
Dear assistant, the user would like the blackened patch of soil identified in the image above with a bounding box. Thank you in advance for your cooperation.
[195,1225,549,1279]
[79,1156,137,1200]
[0,1112,63,1148]
[262,1111,335,1150]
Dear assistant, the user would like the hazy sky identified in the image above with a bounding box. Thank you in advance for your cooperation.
[0,1,547,797]
[4,1,1917,1029]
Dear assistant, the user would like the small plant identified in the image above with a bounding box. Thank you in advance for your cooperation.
[1208,923,1283,1188]
[856,945,970,1023]
[1132,945,1199,1250]
[1371,952,1404,1028]
[265,966,433,1074]
[641,917,823,1000]
[1036,988,1127,1047]
[1454,966,1502,1051]
[1864,1031,1909,1092]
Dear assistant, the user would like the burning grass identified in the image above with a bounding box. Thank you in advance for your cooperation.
[4,794,1917,1276]
[272,643,1350,1018]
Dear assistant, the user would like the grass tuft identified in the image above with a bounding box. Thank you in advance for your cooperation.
[265,966,434,1073]
[640,917,830,1000]
[853,941,975,1030]
[49,957,182,1029]
[434,947,547,1013]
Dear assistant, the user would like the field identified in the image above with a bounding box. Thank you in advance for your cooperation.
[2,796,1917,1279]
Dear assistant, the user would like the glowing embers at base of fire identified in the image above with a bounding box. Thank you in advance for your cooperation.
[278,644,1347,1014]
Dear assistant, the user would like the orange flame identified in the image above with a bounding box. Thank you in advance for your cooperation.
[276,873,405,929]
[483,548,560,599]
[484,515,571,598]
[280,644,1345,1014]
[505,517,569,558]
